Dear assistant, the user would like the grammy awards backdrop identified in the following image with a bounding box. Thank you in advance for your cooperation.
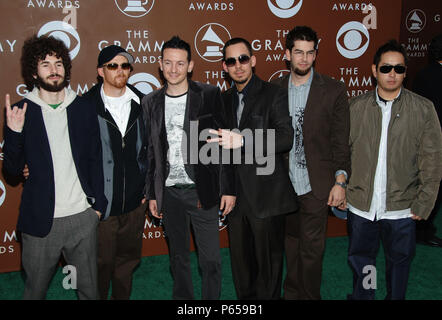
[0,0,439,273]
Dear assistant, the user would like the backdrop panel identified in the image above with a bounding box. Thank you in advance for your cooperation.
[0,0,403,273]
[399,0,441,89]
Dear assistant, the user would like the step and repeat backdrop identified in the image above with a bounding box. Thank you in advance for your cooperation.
[399,1,441,90]
[1,0,436,273]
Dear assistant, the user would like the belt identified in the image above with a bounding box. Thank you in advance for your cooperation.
[171,183,196,190]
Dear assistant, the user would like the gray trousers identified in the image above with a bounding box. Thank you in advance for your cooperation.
[21,207,99,300]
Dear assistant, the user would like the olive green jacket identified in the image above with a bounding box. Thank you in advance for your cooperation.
[347,88,442,219]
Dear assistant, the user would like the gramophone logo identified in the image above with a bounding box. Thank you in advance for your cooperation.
[115,0,155,18]
[194,23,231,62]
[268,70,290,82]
[406,9,426,33]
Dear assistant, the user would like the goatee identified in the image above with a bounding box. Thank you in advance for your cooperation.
[294,67,311,76]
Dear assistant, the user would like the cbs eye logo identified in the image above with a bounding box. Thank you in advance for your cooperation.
[38,21,81,60]
[128,73,161,95]
[267,0,303,18]
[336,21,370,59]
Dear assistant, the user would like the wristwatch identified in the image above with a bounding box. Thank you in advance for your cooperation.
[335,181,347,189]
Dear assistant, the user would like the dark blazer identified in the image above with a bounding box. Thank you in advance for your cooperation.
[221,75,297,218]
[3,96,107,237]
[272,71,351,200]
[142,80,235,213]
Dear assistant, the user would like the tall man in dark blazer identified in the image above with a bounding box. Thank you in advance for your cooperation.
[272,26,351,299]
[3,35,107,299]
[209,37,298,299]
[142,36,235,300]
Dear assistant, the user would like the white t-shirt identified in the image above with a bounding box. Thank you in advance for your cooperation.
[101,86,140,136]
[164,93,194,186]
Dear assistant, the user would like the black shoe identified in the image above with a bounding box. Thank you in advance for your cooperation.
[417,235,442,248]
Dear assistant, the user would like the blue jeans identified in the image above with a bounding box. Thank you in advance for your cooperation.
[347,212,416,300]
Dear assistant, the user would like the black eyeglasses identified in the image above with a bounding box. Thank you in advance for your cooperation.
[224,55,251,67]
[102,63,132,70]
[379,65,406,74]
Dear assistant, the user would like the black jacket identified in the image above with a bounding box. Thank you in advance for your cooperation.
[142,80,235,213]
[83,83,147,219]
[221,75,298,218]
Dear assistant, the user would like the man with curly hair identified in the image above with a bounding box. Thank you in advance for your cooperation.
[3,35,107,299]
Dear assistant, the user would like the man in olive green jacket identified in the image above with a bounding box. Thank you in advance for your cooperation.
[346,40,442,300]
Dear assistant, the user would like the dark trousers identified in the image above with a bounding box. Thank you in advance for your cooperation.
[162,187,221,300]
[97,202,146,300]
[283,191,329,300]
[227,192,285,300]
[347,212,416,300]
[21,208,99,300]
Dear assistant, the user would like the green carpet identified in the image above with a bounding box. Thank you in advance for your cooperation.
[1,210,441,300]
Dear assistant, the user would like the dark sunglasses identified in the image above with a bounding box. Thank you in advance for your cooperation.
[224,55,251,67]
[102,62,132,70]
[379,65,406,74]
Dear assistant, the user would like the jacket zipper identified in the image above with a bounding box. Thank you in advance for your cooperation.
[104,117,138,213]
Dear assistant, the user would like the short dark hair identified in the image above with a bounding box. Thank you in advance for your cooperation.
[161,36,191,62]
[21,34,72,91]
[373,39,408,68]
[428,33,442,62]
[286,26,318,52]
[222,38,253,60]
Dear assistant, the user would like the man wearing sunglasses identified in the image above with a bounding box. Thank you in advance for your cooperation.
[270,26,351,300]
[346,40,442,300]
[83,45,148,300]
[210,37,297,299]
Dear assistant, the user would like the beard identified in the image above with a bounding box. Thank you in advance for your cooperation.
[293,66,312,76]
[109,74,129,89]
[234,78,249,85]
[36,74,68,92]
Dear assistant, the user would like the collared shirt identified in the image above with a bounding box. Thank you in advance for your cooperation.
[288,69,314,195]
[100,85,140,136]
[348,87,412,221]
[164,92,194,187]
[233,74,255,126]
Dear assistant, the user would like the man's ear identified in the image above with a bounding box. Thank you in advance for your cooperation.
[371,64,377,79]
[251,55,257,68]
[97,67,104,78]
[222,61,228,73]
[285,49,291,61]
[188,60,194,73]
